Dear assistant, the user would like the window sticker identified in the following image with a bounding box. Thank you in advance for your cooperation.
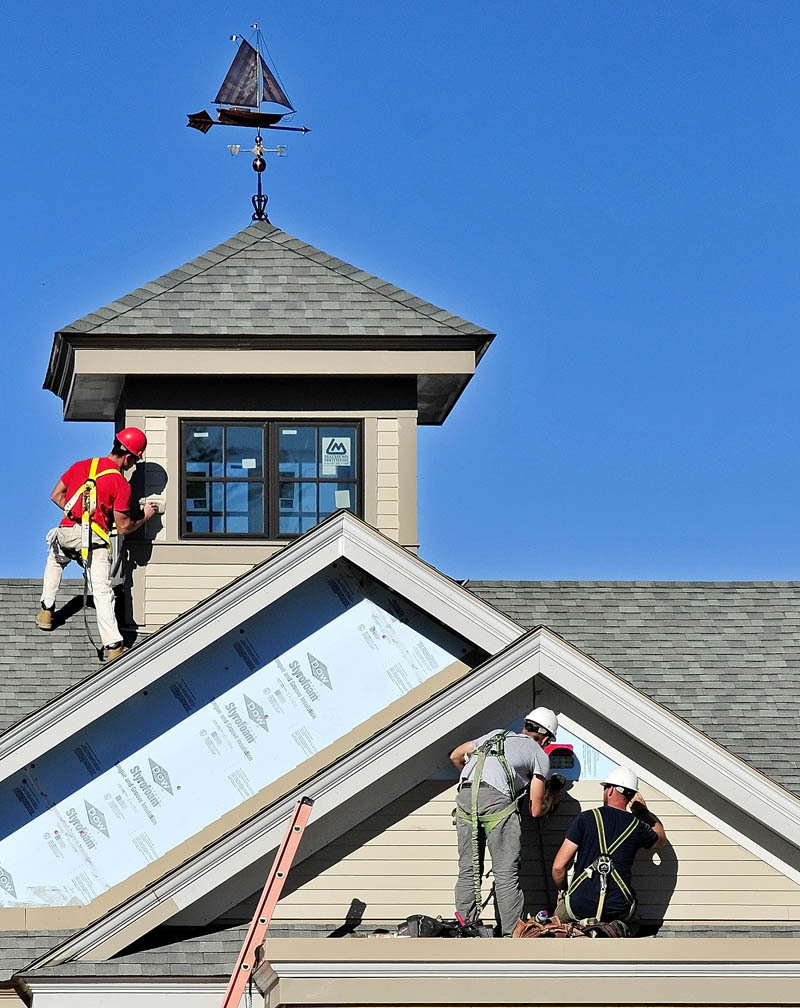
[322,436,351,467]
[241,458,257,470]
[334,490,351,509]
[193,431,209,438]
[282,429,297,435]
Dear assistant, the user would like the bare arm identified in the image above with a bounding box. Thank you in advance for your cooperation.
[113,503,157,536]
[529,773,546,817]
[551,837,578,891]
[50,480,67,511]
[629,792,668,852]
[450,741,476,770]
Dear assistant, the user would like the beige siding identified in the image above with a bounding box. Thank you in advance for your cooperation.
[271,779,800,924]
[121,408,418,630]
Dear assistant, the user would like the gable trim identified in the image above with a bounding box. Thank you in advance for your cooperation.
[538,631,800,843]
[0,513,521,782]
[557,709,800,887]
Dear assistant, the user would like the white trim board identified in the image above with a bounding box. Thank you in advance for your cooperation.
[29,627,800,969]
[0,511,522,781]
[556,708,800,887]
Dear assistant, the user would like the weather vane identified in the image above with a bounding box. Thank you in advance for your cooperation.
[187,25,310,221]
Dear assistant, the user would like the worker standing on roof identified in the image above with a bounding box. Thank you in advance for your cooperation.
[36,428,157,661]
[449,707,560,936]
[551,766,667,932]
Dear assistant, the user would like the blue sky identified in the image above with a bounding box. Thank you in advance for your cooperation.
[3,2,800,579]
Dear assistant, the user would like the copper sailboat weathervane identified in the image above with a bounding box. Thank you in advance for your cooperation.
[187,25,310,221]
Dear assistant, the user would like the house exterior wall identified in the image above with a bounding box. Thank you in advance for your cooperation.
[121,408,418,631]
[270,778,800,925]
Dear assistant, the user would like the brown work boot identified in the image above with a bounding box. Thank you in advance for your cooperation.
[36,605,54,631]
[105,642,129,662]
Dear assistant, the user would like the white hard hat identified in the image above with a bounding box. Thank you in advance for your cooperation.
[602,766,639,795]
[524,707,558,740]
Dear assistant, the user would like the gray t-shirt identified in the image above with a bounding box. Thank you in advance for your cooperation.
[458,731,551,798]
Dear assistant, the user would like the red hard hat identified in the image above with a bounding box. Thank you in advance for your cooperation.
[115,426,147,459]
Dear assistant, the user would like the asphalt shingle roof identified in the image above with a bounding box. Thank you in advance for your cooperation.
[58,222,493,339]
[3,578,799,796]
[465,581,800,797]
[0,580,109,734]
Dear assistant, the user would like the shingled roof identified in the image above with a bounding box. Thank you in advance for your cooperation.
[3,578,799,796]
[54,221,493,340]
[466,581,800,797]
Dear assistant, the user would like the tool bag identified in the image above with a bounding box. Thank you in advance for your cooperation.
[565,808,638,922]
[398,914,494,938]
[512,915,631,939]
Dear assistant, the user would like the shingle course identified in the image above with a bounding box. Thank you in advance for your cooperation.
[58,223,492,340]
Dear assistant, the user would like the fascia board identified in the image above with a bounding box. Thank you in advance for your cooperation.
[17,978,228,997]
[338,520,522,653]
[0,513,520,783]
[538,629,800,846]
[29,623,542,968]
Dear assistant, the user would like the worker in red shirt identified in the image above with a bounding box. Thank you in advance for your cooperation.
[37,428,158,661]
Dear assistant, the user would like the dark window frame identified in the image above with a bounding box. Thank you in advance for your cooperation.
[180,419,363,540]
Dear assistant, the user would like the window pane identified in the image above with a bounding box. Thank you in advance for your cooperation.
[320,426,357,478]
[185,481,224,534]
[226,482,263,534]
[279,427,317,478]
[320,482,356,518]
[225,426,263,478]
[279,481,317,534]
[185,426,223,477]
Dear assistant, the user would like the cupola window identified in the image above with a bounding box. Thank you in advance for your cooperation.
[182,421,361,537]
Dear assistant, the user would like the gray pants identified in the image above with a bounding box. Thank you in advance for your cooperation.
[454,783,522,936]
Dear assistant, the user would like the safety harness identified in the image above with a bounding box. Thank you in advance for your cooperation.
[454,732,522,918]
[63,458,118,559]
[61,458,119,654]
[565,807,638,922]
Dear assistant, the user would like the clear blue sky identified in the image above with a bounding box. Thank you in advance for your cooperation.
[3,2,800,579]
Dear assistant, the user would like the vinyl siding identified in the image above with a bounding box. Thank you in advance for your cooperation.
[121,410,416,630]
[271,779,800,924]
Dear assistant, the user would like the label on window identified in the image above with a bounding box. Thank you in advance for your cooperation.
[193,432,209,438]
[241,458,257,470]
[321,436,351,467]
[334,490,351,509]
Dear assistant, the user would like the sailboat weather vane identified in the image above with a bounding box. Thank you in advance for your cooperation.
[187,25,310,221]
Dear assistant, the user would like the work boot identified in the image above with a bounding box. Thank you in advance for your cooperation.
[105,642,129,662]
[35,605,54,632]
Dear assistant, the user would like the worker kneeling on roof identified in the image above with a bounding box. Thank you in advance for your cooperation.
[551,766,667,933]
[449,707,561,936]
[36,428,158,662]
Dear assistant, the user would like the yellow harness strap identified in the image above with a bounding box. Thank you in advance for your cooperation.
[63,458,118,560]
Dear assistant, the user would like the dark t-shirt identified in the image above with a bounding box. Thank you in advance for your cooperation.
[566,806,658,920]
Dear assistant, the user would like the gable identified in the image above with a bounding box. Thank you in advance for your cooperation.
[29,621,800,969]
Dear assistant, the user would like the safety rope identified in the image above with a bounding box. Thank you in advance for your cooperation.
[62,459,118,658]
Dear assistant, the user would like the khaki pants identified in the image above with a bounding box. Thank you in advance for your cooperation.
[41,526,121,647]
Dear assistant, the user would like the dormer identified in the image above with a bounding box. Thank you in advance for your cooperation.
[43,222,493,632]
